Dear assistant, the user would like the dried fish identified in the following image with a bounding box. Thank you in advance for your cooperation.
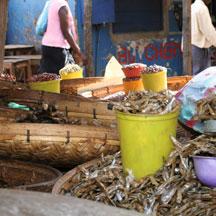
[30,73,60,82]
[16,103,69,124]
[114,90,178,115]
[141,64,167,74]
[59,64,82,76]
[61,135,216,215]
[193,94,216,121]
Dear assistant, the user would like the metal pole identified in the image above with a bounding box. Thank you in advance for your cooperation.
[84,0,94,76]
[0,0,8,73]
[182,0,192,75]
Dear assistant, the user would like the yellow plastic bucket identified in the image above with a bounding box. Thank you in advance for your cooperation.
[142,70,167,92]
[116,107,179,180]
[60,70,83,80]
[29,80,60,93]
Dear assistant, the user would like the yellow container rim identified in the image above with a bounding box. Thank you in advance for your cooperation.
[116,105,180,121]
[29,79,60,85]
[141,70,167,77]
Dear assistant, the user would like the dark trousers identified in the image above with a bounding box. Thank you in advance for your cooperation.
[39,45,74,74]
[192,45,211,75]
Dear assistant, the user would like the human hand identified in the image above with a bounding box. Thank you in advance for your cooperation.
[74,53,87,66]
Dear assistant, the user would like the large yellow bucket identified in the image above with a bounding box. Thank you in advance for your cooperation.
[60,70,83,80]
[116,107,179,180]
[29,80,60,93]
[142,70,167,92]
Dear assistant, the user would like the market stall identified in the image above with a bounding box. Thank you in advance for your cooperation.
[2,1,216,216]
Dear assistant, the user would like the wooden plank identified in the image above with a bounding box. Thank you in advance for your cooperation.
[0,89,90,104]
[91,84,123,98]
[0,80,27,90]
[0,123,119,140]
[4,55,41,66]
[0,107,30,118]
[0,0,8,73]
[60,77,104,94]
[4,59,31,64]
[84,0,94,76]
[4,45,35,56]
[0,89,115,116]
[77,77,123,93]
[182,0,192,75]
[0,136,119,146]
[5,45,34,50]
[67,111,116,120]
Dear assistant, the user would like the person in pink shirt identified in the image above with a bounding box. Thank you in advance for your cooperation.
[40,0,85,74]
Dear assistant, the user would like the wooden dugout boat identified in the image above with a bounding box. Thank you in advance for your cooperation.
[0,88,117,127]
[60,77,124,98]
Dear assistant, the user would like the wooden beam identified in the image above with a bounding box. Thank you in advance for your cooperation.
[182,0,192,75]
[84,0,94,77]
[0,0,8,73]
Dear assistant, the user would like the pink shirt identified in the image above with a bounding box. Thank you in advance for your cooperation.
[42,0,78,49]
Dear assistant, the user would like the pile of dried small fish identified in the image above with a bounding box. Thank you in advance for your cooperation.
[122,63,146,78]
[122,63,146,71]
[16,103,104,126]
[123,77,141,82]
[114,90,178,114]
[101,91,125,102]
[30,73,60,82]
[141,64,167,74]
[59,64,82,76]
[62,135,216,215]
[176,123,198,143]
[193,94,216,120]
[16,103,69,124]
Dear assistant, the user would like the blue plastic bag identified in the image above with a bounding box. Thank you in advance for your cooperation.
[176,67,216,133]
[36,0,50,36]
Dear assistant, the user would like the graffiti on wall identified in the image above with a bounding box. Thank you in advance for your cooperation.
[117,39,182,65]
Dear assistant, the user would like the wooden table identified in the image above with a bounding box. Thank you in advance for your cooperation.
[4,55,41,66]
[5,44,35,56]
[3,59,32,82]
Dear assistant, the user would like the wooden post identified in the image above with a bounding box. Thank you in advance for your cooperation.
[182,0,192,75]
[0,0,8,73]
[84,0,94,77]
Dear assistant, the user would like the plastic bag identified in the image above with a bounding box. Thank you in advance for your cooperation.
[176,67,216,133]
[8,102,30,111]
[35,0,50,36]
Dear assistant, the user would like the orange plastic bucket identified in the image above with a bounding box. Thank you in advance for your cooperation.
[123,78,144,94]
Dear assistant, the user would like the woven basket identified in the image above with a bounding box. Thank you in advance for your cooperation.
[0,123,119,168]
[0,159,62,192]
[52,159,99,195]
